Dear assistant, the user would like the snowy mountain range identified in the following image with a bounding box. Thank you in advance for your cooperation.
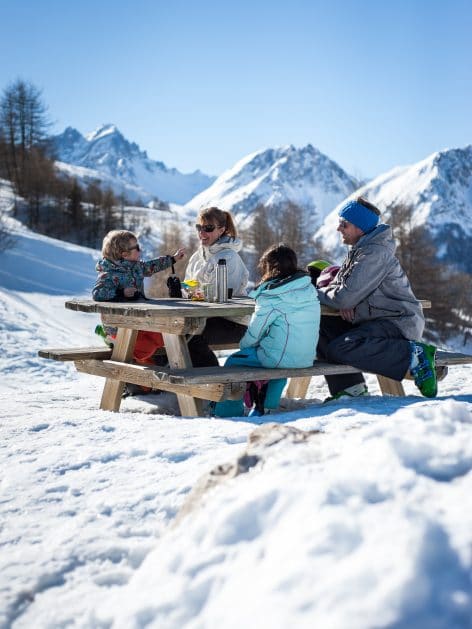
[185,144,359,231]
[314,145,472,273]
[50,124,472,273]
[51,124,215,204]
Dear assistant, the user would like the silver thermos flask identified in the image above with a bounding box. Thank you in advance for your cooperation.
[216,258,228,303]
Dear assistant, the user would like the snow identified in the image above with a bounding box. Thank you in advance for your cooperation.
[85,124,118,142]
[0,209,471,628]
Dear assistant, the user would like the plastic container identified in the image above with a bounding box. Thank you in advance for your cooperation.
[202,283,215,302]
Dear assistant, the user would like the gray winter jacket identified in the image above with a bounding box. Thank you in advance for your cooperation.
[317,224,425,340]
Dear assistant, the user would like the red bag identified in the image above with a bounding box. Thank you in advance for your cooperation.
[133,331,165,365]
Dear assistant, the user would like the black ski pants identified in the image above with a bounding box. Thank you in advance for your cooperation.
[188,317,247,367]
[317,316,412,396]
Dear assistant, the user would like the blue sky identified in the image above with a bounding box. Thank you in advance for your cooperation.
[1,0,471,179]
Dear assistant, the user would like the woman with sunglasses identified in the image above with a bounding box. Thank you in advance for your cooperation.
[185,207,250,366]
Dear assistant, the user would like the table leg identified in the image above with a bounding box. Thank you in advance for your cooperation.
[286,376,312,399]
[100,328,138,411]
[377,375,405,396]
[162,333,203,416]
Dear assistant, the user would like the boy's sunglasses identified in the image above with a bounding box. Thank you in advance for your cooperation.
[195,224,217,233]
[126,244,140,252]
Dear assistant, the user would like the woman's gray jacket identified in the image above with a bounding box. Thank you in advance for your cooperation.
[317,224,425,340]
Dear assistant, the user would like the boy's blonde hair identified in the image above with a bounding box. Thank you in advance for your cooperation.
[101,230,137,260]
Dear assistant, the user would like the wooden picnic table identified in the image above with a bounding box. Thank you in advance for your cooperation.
[64,297,433,416]
[65,297,255,415]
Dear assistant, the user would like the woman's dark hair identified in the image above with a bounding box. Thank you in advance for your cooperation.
[258,243,298,281]
[198,207,238,238]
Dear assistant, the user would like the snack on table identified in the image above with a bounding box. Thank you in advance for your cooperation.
[181,280,204,301]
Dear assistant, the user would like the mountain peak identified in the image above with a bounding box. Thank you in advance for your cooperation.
[85,123,120,142]
[186,143,358,232]
[52,124,215,204]
[314,144,472,273]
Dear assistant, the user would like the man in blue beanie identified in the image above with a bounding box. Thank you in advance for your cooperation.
[316,196,437,400]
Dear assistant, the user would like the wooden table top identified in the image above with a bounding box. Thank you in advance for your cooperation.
[65,296,256,318]
[65,297,431,320]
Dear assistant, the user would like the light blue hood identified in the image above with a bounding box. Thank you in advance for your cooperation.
[241,272,320,368]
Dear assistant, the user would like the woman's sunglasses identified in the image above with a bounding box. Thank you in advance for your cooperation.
[195,224,217,233]
[126,244,141,252]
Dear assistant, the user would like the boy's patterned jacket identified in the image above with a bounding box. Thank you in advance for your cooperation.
[92,256,174,301]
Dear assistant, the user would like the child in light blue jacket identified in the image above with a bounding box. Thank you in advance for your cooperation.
[214,244,320,418]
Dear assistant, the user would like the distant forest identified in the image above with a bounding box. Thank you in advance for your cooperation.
[0,78,169,248]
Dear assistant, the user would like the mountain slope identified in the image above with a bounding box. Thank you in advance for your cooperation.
[52,124,215,204]
[314,145,472,273]
[185,144,358,231]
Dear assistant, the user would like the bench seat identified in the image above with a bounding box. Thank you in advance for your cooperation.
[39,347,472,403]
[148,350,472,384]
[67,349,471,397]
[37,343,237,362]
[38,347,113,361]
[38,348,472,379]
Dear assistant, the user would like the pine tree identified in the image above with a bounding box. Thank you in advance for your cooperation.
[0,79,50,199]
[246,204,275,258]
[388,202,471,343]
[67,179,83,231]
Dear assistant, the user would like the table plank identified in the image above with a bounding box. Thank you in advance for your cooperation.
[65,297,255,318]
[75,360,246,402]
[65,297,431,320]
[101,314,206,335]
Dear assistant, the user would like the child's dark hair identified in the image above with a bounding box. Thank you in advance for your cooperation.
[258,243,298,281]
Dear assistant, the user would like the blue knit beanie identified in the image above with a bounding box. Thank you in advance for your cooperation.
[339,200,379,233]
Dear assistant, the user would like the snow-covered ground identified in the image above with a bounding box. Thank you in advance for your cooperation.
[0,212,471,628]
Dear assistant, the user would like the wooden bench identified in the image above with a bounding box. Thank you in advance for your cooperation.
[39,347,113,361]
[37,342,237,362]
[38,347,472,402]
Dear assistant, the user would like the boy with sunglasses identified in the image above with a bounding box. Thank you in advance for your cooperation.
[93,229,185,302]
[92,230,185,378]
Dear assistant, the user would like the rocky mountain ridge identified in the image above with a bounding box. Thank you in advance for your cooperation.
[185,143,359,232]
[51,124,215,204]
